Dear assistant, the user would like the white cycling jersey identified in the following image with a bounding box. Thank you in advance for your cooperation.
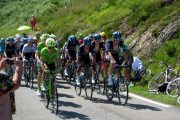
[22,44,36,53]
[132,56,143,71]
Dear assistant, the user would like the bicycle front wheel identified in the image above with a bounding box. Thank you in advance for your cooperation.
[148,72,165,92]
[52,82,59,114]
[166,78,180,97]
[141,68,151,81]
[118,77,128,105]
[177,96,180,104]
[42,90,50,108]
[85,78,93,100]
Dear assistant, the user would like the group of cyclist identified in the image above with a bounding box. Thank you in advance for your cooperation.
[0,30,134,96]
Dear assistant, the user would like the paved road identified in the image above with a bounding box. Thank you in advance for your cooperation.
[13,75,180,120]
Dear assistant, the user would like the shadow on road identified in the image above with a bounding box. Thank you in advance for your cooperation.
[60,101,82,108]
[126,103,162,111]
[58,93,75,98]
[57,84,71,89]
[91,97,121,105]
[57,110,90,120]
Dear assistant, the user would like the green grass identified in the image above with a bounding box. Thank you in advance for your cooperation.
[129,86,180,107]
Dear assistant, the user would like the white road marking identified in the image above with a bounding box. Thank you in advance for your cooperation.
[129,93,171,108]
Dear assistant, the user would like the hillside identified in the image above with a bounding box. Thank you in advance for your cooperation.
[0,0,179,76]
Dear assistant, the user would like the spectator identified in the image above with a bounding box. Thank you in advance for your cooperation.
[29,15,36,31]
[0,57,22,120]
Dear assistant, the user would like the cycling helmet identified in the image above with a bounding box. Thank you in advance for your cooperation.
[78,33,83,39]
[83,37,91,46]
[15,34,21,40]
[88,34,93,39]
[22,38,28,44]
[100,32,106,37]
[93,34,101,41]
[112,31,121,41]
[40,33,49,43]
[1,38,6,44]
[8,37,15,43]
[68,35,76,44]
[50,34,57,40]
[35,32,40,37]
[28,38,34,43]
[45,38,56,47]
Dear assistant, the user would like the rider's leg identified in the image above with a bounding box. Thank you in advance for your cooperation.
[108,60,115,86]
[36,67,43,96]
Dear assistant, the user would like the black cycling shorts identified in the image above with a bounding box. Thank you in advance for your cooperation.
[46,62,56,71]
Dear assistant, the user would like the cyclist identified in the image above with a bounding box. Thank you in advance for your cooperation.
[0,38,6,59]
[40,38,60,88]
[88,34,94,43]
[77,33,83,46]
[91,34,104,83]
[14,34,22,55]
[4,37,17,58]
[35,33,50,96]
[22,38,36,80]
[100,32,109,77]
[33,32,41,47]
[107,31,133,86]
[63,35,77,76]
[76,37,93,85]
[19,38,28,55]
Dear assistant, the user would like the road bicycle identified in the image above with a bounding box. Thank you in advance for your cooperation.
[24,58,36,88]
[166,77,180,104]
[106,64,129,105]
[41,70,59,114]
[64,60,76,84]
[74,65,93,100]
[148,62,177,93]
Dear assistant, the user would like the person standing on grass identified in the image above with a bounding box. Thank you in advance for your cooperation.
[29,15,37,31]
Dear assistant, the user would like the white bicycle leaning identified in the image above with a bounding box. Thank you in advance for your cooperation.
[166,77,180,104]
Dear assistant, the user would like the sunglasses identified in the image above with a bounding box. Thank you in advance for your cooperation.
[48,47,54,49]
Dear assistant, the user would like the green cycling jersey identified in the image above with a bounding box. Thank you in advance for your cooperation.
[37,42,45,53]
[40,47,59,64]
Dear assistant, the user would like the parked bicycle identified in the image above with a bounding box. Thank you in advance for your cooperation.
[148,62,177,93]
[166,77,180,104]
[106,64,129,105]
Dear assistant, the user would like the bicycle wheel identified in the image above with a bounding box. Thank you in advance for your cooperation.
[24,68,29,86]
[66,64,72,83]
[30,67,34,89]
[74,77,82,96]
[177,96,180,104]
[166,78,180,97]
[106,85,114,101]
[85,77,93,100]
[141,68,151,81]
[52,82,59,114]
[102,73,107,95]
[148,72,165,92]
[118,77,128,105]
[42,90,50,108]
[94,72,101,94]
